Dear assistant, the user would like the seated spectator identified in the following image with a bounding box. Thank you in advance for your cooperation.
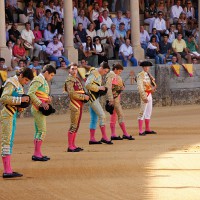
[166,54,179,65]
[46,36,70,68]
[124,11,131,31]
[14,59,27,71]
[192,57,198,64]
[97,24,113,59]
[0,57,12,72]
[60,60,68,69]
[150,28,160,43]
[6,40,18,68]
[56,0,64,19]
[111,0,125,12]
[119,38,137,67]
[172,32,192,64]
[51,12,62,29]
[28,57,42,75]
[89,2,100,30]
[8,23,21,43]
[153,11,166,38]
[100,1,110,13]
[24,0,36,30]
[86,23,97,40]
[81,35,98,67]
[36,1,45,23]
[170,0,183,24]
[178,11,190,36]
[144,1,157,33]
[165,24,176,43]
[158,34,172,64]
[108,23,120,58]
[44,23,57,45]
[117,22,126,44]
[146,35,160,64]
[186,34,200,60]
[13,38,27,61]
[45,0,57,13]
[73,0,78,20]
[100,10,113,29]
[76,9,91,29]
[75,23,88,44]
[140,25,150,52]
[112,10,126,30]
[57,22,64,44]
[184,0,196,30]
[175,23,185,38]
[21,22,41,59]
[93,36,108,64]
[192,26,199,44]
[39,9,52,31]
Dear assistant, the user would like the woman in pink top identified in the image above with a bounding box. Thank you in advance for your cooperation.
[36,1,45,23]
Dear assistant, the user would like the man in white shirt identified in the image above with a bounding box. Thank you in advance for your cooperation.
[123,11,131,31]
[97,24,113,58]
[21,22,41,59]
[153,11,166,39]
[119,38,138,67]
[170,0,183,24]
[76,9,91,29]
[140,25,150,51]
[100,10,113,29]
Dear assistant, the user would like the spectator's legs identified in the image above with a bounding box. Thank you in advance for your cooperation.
[185,54,192,64]
[112,0,118,12]
[130,57,138,66]
[119,55,127,67]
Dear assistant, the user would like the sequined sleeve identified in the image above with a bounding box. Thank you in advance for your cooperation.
[105,73,114,101]
[85,73,100,92]
[1,83,21,105]
[137,73,147,101]
[28,81,43,107]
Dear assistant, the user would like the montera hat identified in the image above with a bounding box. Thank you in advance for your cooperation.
[140,61,153,67]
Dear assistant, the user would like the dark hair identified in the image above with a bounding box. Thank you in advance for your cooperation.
[45,9,51,14]
[140,61,153,67]
[25,22,31,26]
[112,64,124,71]
[150,35,157,42]
[19,67,34,80]
[0,58,5,62]
[42,64,56,74]
[163,34,169,38]
[100,61,110,69]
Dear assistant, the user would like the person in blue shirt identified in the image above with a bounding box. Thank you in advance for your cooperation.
[28,57,43,75]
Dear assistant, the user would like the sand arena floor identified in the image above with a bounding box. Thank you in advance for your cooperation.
[0,105,200,200]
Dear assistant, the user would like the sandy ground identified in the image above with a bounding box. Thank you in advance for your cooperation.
[0,105,200,200]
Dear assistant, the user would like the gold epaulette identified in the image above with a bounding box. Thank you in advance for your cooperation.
[65,75,76,83]
[30,75,44,85]
[91,69,100,78]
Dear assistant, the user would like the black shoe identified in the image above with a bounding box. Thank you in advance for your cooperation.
[67,148,81,152]
[139,132,146,136]
[145,130,157,134]
[3,172,23,178]
[32,155,48,161]
[43,156,50,160]
[122,135,135,140]
[101,138,113,144]
[89,141,102,145]
[75,147,84,151]
[111,136,123,140]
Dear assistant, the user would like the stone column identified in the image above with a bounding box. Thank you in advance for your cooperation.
[0,1,11,66]
[63,0,78,64]
[130,0,144,62]
[198,0,200,51]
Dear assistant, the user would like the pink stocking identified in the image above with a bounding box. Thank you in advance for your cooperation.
[100,125,109,141]
[145,119,151,131]
[34,139,43,158]
[68,132,75,150]
[2,155,12,173]
[90,129,97,142]
[119,122,129,136]
[138,119,143,133]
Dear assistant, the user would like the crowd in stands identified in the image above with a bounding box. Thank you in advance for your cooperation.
[2,0,200,74]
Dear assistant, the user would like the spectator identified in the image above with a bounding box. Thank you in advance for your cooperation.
[119,38,137,67]
[75,23,88,44]
[57,22,64,44]
[176,23,185,38]
[170,0,183,24]
[172,32,192,64]
[5,21,9,42]
[89,2,100,30]
[166,54,179,65]
[146,35,160,64]
[150,28,160,43]
[184,0,196,30]
[111,0,125,12]
[124,11,131,31]
[81,35,98,67]
[158,34,172,64]
[140,25,150,52]
[51,11,62,29]
[86,23,97,40]
[6,40,17,68]
[39,9,52,31]
[60,60,68,69]
[46,36,70,68]
[165,24,176,43]
[28,57,42,75]
[178,12,188,35]
[100,10,113,29]
[14,59,27,71]
[21,22,41,59]
[117,22,126,44]
[45,0,57,13]
[153,11,166,38]
[186,34,200,60]
[0,57,12,72]
[192,57,198,64]
[12,38,27,61]
[97,24,113,58]
[44,23,57,45]
[24,0,36,30]
[56,0,64,19]
[100,1,110,13]
[192,26,199,44]
[93,36,108,64]
[8,23,21,43]
[76,9,91,29]
[112,10,126,30]
[36,1,45,23]
[144,1,157,33]
[73,0,78,19]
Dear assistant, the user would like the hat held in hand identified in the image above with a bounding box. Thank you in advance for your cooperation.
[39,104,56,116]
[105,100,114,115]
